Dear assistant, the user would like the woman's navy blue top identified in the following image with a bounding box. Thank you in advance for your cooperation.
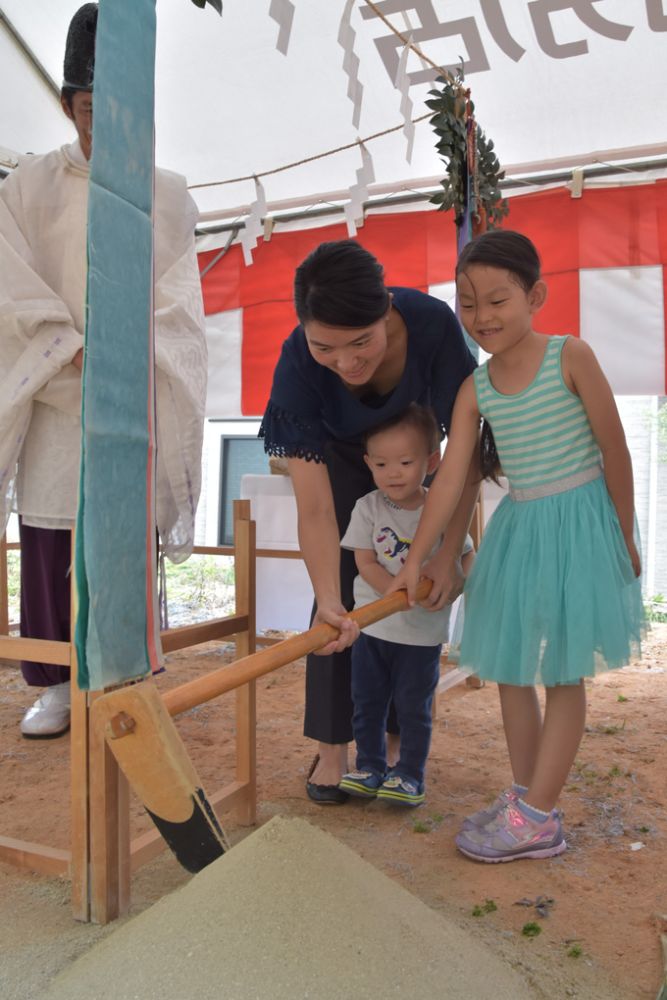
[260,287,476,463]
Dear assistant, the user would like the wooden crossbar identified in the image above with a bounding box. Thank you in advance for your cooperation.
[0,636,71,665]
[160,613,248,653]
[0,836,70,875]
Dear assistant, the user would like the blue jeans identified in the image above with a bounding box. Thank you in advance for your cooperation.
[351,633,441,788]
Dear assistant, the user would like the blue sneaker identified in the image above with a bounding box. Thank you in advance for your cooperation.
[376,774,425,807]
[338,770,385,798]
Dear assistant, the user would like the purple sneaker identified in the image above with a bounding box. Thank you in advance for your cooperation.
[455,802,566,863]
[460,788,518,831]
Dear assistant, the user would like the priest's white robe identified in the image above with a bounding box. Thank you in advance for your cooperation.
[0,140,207,561]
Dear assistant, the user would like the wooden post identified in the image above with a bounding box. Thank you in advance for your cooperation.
[233,500,257,826]
[88,690,131,923]
[69,529,131,924]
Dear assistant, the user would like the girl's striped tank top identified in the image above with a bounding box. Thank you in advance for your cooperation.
[473,335,602,498]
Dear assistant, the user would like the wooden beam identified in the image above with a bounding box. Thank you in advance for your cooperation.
[191,545,303,560]
[0,635,70,665]
[0,836,70,876]
[160,613,248,653]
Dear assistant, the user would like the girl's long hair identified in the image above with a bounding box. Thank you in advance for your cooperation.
[456,230,542,483]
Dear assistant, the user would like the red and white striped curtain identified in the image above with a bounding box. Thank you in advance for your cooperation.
[200,180,667,417]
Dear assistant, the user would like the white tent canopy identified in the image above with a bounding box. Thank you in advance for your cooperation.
[2,0,666,220]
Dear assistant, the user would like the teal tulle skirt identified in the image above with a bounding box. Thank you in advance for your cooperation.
[457,476,645,686]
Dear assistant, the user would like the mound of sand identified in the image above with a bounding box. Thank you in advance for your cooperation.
[39,816,534,1000]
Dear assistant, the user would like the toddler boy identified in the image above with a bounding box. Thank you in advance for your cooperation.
[339,404,473,805]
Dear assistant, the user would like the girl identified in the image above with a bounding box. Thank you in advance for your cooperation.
[390,229,643,862]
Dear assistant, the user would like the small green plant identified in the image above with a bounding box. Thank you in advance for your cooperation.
[567,943,583,958]
[164,554,236,625]
[638,825,650,834]
[599,721,626,736]
[522,922,542,938]
[617,694,628,703]
[573,760,599,783]
[472,898,498,917]
[608,765,622,778]
[412,814,444,834]
[645,594,667,623]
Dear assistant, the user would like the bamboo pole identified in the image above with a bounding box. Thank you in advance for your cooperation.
[161,580,432,719]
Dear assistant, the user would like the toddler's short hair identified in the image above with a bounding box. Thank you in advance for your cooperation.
[363,403,441,454]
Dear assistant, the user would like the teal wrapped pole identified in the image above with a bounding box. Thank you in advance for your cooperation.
[75,0,160,689]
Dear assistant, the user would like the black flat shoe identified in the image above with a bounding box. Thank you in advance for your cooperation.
[306,780,349,804]
[306,755,349,805]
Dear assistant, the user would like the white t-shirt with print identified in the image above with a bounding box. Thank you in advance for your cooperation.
[341,489,472,647]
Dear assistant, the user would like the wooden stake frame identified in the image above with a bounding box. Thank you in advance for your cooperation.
[0,500,256,924]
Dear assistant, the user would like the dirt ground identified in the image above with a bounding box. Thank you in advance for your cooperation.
[1,624,666,1000]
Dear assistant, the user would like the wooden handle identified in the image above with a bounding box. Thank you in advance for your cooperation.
[162,579,431,718]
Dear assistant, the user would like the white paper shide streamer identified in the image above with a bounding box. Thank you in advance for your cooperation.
[338,0,363,129]
[395,35,415,163]
[269,0,295,55]
[344,139,375,237]
[241,176,267,265]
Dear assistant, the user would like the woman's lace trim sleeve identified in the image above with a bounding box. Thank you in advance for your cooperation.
[263,443,326,463]
[259,400,327,464]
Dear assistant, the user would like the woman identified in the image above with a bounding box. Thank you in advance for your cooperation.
[260,240,478,801]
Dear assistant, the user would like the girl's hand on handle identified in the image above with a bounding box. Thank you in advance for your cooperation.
[386,560,421,608]
[418,553,464,610]
[390,375,480,610]
[312,602,360,655]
